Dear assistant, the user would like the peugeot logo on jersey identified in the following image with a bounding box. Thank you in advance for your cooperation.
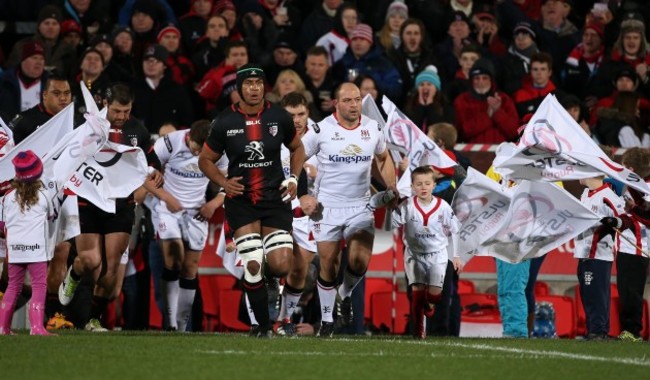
[245,141,265,160]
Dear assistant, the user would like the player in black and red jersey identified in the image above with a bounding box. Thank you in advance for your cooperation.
[199,64,306,337]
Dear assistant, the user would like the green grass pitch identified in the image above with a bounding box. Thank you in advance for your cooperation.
[1,332,649,379]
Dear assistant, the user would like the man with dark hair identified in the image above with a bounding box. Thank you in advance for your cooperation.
[0,41,48,121]
[304,46,338,118]
[513,51,565,122]
[198,64,306,337]
[59,82,163,332]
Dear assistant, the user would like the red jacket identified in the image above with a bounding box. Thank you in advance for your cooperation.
[454,90,520,144]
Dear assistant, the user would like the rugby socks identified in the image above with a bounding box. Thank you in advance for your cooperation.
[338,267,365,299]
[244,293,258,325]
[426,292,442,305]
[279,284,303,322]
[176,277,197,332]
[411,289,426,337]
[317,276,337,323]
[244,280,270,331]
[161,268,180,329]
[89,295,110,321]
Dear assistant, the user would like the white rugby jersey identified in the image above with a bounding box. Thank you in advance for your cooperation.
[302,113,386,208]
[154,130,209,209]
[1,186,55,263]
[392,196,459,255]
[574,184,625,261]
[618,190,648,256]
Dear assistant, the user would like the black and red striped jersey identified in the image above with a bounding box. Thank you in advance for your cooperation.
[205,101,296,204]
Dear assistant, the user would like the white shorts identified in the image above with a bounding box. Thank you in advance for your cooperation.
[311,206,374,242]
[152,206,208,251]
[292,216,316,253]
[403,247,447,287]
[120,248,129,265]
[0,237,5,259]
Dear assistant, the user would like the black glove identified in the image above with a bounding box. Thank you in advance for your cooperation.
[600,217,622,229]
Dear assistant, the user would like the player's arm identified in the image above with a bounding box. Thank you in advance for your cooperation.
[281,132,306,201]
[373,149,397,191]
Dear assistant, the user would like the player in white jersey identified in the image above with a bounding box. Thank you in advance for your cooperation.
[273,92,321,336]
[148,120,222,331]
[574,175,626,339]
[302,83,396,337]
[389,166,460,339]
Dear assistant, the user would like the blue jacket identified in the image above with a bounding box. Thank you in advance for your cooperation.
[0,68,47,122]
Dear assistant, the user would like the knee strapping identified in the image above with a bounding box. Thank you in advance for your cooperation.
[262,230,293,253]
[235,233,264,283]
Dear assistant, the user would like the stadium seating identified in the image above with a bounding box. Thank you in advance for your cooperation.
[217,289,250,332]
[460,293,501,323]
[370,291,410,334]
[364,278,392,321]
[536,295,576,338]
[199,276,221,331]
[457,279,476,294]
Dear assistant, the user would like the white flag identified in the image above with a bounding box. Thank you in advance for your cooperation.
[215,225,243,279]
[452,168,600,263]
[494,95,650,195]
[0,116,14,157]
[381,96,457,170]
[0,103,74,182]
[66,142,148,213]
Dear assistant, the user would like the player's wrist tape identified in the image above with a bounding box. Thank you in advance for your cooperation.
[282,175,298,188]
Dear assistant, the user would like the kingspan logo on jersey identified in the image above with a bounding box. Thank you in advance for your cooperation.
[240,141,272,168]
[328,144,372,164]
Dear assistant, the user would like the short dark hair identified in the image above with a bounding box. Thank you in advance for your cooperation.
[531,51,553,70]
[44,74,70,91]
[411,165,435,181]
[106,83,134,105]
[189,119,211,147]
[280,92,308,108]
[225,40,247,56]
[621,147,650,179]
[306,45,328,58]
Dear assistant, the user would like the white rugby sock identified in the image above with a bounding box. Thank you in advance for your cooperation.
[244,294,258,325]
[280,285,302,322]
[161,279,180,329]
[176,278,197,332]
[317,278,337,323]
[338,269,364,299]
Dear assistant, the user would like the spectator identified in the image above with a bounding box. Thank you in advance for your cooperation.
[428,121,471,170]
[315,2,359,66]
[559,94,595,142]
[157,24,195,87]
[404,66,454,132]
[71,47,109,116]
[590,67,650,126]
[354,74,386,119]
[387,18,444,103]
[263,33,305,87]
[60,20,84,57]
[256,0,302,35]
[128,0,168,60]
[435,11,478,84]
[333,23,403,102]
[110,26,138,84]
[132,45,194,133]
[7,5,76,77]
[0,41,48,121]
[377,1,409,52]
[191,14,229,79]
[90,34,118,83]
[62,0,113,40]
[118,0,177,26]
[213,0,243,41]
[304,46,339,118]
[265,69,320,121]
[178,0,214,55]
[453,58,519,144]
[239,7,280,66]
[513,51,564,120]
[537,0,580,72]
[562,21,607,104]
[498,21,538,95]
[446,44,481,102]
[300,0,343,52]
[595,91,648,148]
[470,3,507,57]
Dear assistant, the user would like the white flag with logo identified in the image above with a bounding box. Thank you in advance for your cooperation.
[0,116,14,157]
[494,95,650,195]
[215,225,243,279]
[66,142,148,213]
[0,103,74,182]
[381,96,457,170]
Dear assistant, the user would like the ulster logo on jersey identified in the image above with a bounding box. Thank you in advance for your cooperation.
[360,129,370,140]
[245,141,265,160]
[269,124,278,136]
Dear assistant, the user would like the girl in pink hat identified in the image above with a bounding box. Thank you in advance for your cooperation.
[0,150,54,336]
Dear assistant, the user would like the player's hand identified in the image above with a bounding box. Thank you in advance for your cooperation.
[226,242,236,252]
[600,216,622,229]
[299,195,319,215]
[452,257,464,273]
[296,323,315,336]
[224,176,245,196]
[196,202,218,222]
[280,175,298,203]
[148,169,164,188]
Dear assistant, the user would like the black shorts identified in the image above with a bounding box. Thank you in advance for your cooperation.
[225,197,292,232]
[78,197,135,234]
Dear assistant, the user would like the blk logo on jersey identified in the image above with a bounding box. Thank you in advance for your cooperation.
[245,119,261,126]
[245,141,265,160]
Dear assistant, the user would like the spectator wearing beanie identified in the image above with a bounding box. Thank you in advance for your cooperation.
[179,0,214,55]
[470,3,507,57]
[377,1,409,52]
[127,0,169,61]
[263,33,305,87]
[453,58,519,144]
[498,21,538,95]
[118,0,177,27]
[333,23,403,102]
[0,41,48,121]
[110,26,139,83]
[590,67,650,127]
[62,0,112,40]
[316,3,359,66]
[405,65,454,131]
[561,20,606,101]
[157,25,195,87]
[7,5,76,77]
[213,0,244,41]
[61,20,84,58]
[132,45,194,134]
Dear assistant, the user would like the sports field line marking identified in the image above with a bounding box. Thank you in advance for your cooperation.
[401,340,650,368]
[198,350,499,359]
